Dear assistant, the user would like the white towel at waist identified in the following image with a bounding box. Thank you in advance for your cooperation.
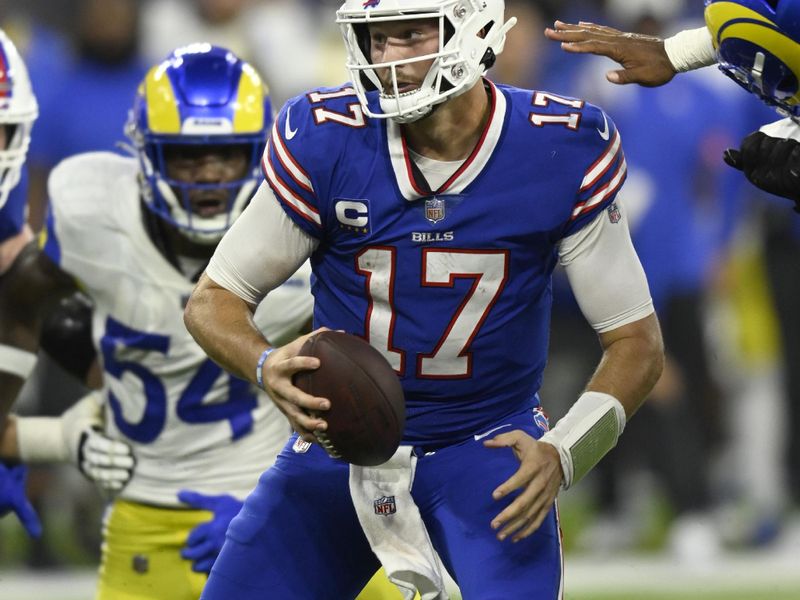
[349,446,448,600]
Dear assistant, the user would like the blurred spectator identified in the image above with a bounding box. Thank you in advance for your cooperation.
[545,0,752,561]
[709,200,789,547]
[24,0,147,231]
[490,0,545,88]
[491,0,605,90]
[142,0,344,107]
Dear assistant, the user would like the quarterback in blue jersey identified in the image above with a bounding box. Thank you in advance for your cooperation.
[545,0,800,210]
[185,0,664,598]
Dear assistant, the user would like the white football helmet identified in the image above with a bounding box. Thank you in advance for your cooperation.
[0,29,38,209]
[336,0,516,123]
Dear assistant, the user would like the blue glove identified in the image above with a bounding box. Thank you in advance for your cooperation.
[0,462,42,538]
[177,489,243,573]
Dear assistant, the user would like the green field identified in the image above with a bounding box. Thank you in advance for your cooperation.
[2,486,799,600]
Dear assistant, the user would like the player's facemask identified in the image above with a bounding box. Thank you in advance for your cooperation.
[705,0,800,121]
[126,44,271,244]
[336,0,516,124]
[0,30,38,210]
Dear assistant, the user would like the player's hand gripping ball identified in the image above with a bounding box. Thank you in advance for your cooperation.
[293,331,405,466]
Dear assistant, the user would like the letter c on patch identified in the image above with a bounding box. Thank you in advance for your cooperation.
[335,200,369,227]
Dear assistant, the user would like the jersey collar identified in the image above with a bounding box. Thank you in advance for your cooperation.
[386,79,507,201]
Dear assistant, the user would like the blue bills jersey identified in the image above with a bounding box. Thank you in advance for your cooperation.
[264,80,626,446]
[0,168,28,243]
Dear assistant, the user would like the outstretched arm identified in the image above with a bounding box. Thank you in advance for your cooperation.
[544,21,717,86]
[0,243,77,425]
[1,391,134,492]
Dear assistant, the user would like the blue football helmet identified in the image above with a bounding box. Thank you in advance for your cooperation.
[0,29,38,210]
[705,0,800,119]
[126,44,271,243]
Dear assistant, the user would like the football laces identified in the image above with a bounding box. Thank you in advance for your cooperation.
[313,431,342,459]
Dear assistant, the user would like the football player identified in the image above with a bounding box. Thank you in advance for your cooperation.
[0,28,39,402]
[184,0,664,598]
[0,45,313,599]
[544,0,800,210]
[0,27,43,539]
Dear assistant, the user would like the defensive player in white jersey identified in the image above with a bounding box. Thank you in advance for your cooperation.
[545,0,800,209]
[0,27,42,538]
[0,45,313,599]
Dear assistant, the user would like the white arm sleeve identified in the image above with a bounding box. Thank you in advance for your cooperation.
[206,181,318,304]
[558,204,654,333]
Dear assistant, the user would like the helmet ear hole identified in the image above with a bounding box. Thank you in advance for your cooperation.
[479,20,495,40]
[481,47,496,71]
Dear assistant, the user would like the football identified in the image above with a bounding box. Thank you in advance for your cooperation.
[293,331,405,466]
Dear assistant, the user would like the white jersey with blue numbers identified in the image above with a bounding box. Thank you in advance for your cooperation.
[42,152,312,506]
[263,80,627,447]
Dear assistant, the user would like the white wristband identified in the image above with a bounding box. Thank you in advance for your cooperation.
[0,344,37,379]
[539,391,627,490]
[16,417,70,462]
[16,391,104,463]
[664,27,718,73]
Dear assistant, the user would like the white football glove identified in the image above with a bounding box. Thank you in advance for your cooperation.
[72,426,135,492]
[16,391,135,493]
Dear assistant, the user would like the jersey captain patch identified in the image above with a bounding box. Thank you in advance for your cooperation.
[335,198,370,234]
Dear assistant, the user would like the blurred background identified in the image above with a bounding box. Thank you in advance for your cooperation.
[1,0,799,598]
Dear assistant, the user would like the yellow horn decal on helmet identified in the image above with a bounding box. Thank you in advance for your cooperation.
[718,22,800,106]
[705,1,775,47]
[144,64,181,134]
[232,63,266,133]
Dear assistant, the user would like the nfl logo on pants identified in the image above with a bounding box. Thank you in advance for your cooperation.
[373,495,397,516]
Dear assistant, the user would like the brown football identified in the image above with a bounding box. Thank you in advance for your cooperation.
[293,331,405,466]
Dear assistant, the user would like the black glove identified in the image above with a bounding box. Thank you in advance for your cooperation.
[724,131,800,212]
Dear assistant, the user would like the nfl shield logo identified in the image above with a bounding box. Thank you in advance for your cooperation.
[533,408,550,432]
[425,197,445,223]
[292,438,312,454]
[373,495,397,516]
[607,202,621,224]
